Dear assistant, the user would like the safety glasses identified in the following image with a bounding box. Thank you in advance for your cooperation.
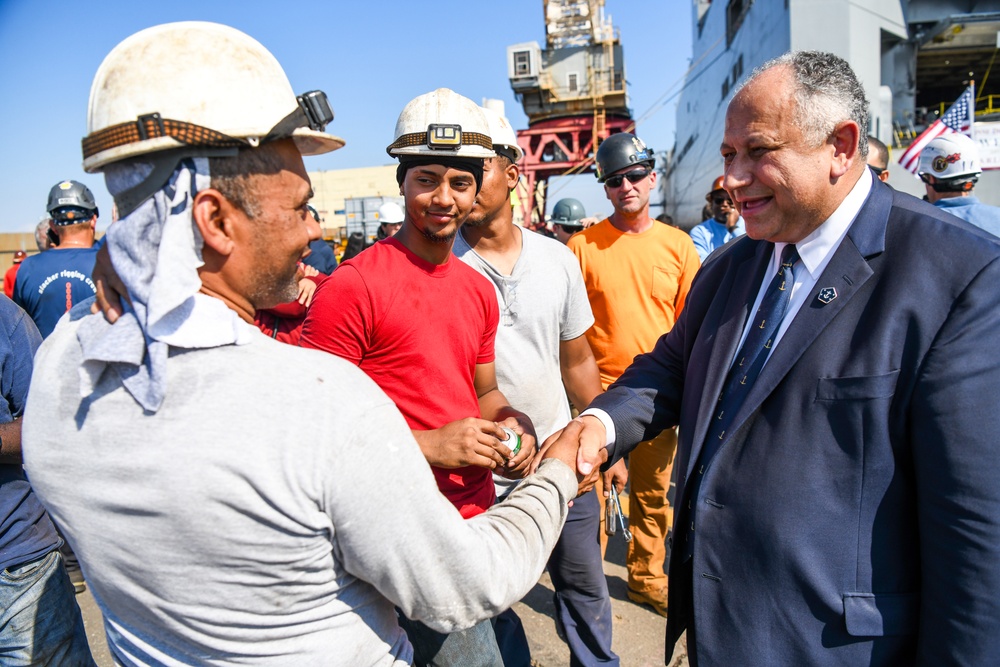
[605,167,650,189]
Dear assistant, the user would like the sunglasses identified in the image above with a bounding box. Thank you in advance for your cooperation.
[870,165,885,175]
[556,223,582,234]
[711,195,732,205]
[605,168,650,189]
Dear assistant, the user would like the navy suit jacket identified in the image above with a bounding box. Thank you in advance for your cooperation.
[591,179,1000,665]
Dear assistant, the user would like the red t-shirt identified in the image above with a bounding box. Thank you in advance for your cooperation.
[4,263,21,299]
[254,274,325,346]
[300,238,500,517]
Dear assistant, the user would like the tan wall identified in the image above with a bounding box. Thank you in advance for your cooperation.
[308,165,400,238]
[0,233,40,267]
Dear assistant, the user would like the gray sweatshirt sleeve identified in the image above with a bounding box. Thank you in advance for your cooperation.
[322,399,577,633]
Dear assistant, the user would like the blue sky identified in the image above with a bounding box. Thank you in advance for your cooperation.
[0,0,692,234]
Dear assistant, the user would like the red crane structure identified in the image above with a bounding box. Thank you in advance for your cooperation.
[507,0,633,228]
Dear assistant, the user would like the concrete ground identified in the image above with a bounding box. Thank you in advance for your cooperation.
[513,519,687,667]
[76,490,687,666]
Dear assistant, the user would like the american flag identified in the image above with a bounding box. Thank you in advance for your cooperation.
[898,84,975,174]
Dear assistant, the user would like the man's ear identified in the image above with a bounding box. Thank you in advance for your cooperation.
[505,162,520,191]
[193,188,237,256]
[830,120,861,178]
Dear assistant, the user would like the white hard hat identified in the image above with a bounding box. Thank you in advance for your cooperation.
[82,21,344,172]
[386,88,494,159]
[378,201,404,224]
[917,133,981,181]
[479,106,523,162]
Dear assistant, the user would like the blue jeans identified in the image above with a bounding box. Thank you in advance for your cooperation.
[0,550,95,666]
[397,613,503,667]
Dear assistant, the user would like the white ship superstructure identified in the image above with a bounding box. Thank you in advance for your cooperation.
[666,0,1000,226]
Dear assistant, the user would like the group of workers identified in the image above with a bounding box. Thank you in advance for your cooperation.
[3,18,1000,667]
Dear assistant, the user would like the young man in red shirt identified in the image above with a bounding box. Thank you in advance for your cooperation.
[300,89,536,667]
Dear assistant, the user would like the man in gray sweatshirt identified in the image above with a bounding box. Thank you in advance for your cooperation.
[22,21,601,667]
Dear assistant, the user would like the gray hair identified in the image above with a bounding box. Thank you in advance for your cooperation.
[742,51,869,159]
[35,216,51,252]
[208,141,290,220]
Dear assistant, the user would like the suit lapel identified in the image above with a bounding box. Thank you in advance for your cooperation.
[723,180,892,437]
[686,242,771,481]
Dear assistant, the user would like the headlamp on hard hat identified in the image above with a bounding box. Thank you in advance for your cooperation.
[386,89,495,159]
[262,90,335,144]
[297,91,334,132]
[428,124,463,149]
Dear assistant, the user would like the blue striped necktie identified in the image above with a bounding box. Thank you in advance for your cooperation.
[682,244,799,560]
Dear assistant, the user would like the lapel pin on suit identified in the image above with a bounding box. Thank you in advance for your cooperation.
[817,287,838,304]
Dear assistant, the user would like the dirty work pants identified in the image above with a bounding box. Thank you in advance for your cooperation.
[625,428,676,595]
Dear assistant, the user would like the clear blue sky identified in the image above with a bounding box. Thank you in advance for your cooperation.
[0,0,692,234]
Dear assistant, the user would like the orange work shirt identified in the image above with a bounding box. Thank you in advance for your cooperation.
[568,219,700,388]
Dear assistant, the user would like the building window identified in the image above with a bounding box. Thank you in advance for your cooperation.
[732,54,743,82]
[722,78,730,101]
[696,0,712,37]
[514,50,532,77]
[726,0,753,47]
[568,72,579,93]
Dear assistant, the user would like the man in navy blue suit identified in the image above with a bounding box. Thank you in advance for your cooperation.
[549,50,1000,665]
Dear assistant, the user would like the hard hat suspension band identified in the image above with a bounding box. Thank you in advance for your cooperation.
[83,90,334,162]
[926,174,979,193]
[82,113,245,161]
[493,145,520,163]
[386,129,492,155]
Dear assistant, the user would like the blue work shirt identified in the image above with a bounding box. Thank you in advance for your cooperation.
[0,295,60,571]
[12,247,98,338]
[689,217,746,261]
[302,239,339,275]
[934,196,1000,238]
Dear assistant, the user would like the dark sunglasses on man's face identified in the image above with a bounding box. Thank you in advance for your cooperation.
[556,224,582,234]
[712,195,732,206]
[605,168,650,189]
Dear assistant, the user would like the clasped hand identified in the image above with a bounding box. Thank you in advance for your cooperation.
[533,416,609,497]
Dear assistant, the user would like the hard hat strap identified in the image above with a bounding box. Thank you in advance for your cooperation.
[82,113,246,161]
[263,91,335,143]
[493,145,520,163]
[386,130,493,155]
[112,146,239,218]
[85,90,334,163]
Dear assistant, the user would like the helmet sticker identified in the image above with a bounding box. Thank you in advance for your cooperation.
[932,152,961,173]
